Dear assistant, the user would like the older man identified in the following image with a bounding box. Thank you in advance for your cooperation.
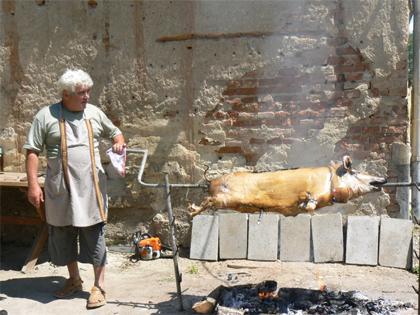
[24,69,125,309]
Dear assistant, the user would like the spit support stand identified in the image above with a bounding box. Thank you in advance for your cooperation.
[126,148,207,311]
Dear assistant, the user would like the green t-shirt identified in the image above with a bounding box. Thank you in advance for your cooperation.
[23,102,122,158]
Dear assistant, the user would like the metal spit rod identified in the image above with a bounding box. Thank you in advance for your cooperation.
[126,148,205,311]
[382,182,420,190]
[127,148,420,190]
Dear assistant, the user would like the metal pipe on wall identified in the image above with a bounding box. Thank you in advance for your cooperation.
[412,0,420,220]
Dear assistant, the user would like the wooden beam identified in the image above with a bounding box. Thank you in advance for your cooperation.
[21,224,48,273]
[157,30,325,42]
[157,31,276,42]
[0,215,43,225]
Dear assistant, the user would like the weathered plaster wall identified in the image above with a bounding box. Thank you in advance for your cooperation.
[0,0,410,246]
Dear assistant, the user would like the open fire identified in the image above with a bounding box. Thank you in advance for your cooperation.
[215,281,415,315]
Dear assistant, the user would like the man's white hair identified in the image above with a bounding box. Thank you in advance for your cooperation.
[57,69,93,96]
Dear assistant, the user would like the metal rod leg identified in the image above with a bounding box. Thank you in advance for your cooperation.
[164,174,184,311]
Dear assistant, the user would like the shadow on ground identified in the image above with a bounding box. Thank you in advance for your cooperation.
[0,276,89,303]
[0,244,49,271]
[107,291,200,314]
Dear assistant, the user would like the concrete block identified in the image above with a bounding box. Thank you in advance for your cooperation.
[190,215,219,261]
[311,213,344,263]
[219,213,248,259]
[279,214,311,262]
[379,216,413,269]
[345,216,379,266]
[247,213,279,261]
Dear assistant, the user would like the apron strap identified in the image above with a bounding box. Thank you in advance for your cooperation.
[85,119,107,222]
[59,118,71,195]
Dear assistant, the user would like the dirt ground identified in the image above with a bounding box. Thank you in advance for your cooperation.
[0,244,418,315]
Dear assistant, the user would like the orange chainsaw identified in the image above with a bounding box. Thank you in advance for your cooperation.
[132,232,161,260]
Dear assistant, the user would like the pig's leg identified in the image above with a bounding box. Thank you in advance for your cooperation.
[298,192,318,214]
[189,197,214,217]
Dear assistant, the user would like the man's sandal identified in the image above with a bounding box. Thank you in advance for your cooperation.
[54,277,83,298]
[86,286,106,309]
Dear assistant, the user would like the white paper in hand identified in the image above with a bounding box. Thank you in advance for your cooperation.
[106,147,126,177]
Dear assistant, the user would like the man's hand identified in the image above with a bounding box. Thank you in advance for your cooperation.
[27,183,44,209]
[112,134,126,154]
[112,142,126,154]
[26,150,44,213]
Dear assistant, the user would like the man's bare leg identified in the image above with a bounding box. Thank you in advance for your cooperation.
[93,265,105,290]
[67,261,81,280]
[86,265,106,308]
[54,261,82,298]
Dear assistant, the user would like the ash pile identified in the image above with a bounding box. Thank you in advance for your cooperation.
[209,281,415,315]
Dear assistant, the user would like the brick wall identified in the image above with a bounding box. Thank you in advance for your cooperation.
[198,6,408,215]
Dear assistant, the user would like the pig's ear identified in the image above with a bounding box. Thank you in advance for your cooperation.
[342,155,352,170]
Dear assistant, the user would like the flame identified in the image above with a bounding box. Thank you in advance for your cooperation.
[258,291,276,300]
[315,270,327,292]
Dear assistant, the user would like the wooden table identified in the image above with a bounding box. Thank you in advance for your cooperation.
[0,172,47,273]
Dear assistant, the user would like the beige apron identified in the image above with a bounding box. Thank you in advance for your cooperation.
[44,106,107,227]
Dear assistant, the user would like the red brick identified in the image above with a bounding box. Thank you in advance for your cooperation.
[335,64,367,73]
[327,56,345,65]
[371,87,380,97]
[241,96,258,103]
[267,137,284,144]
[345,72,364,81]
[383,126,407,135]
[213,111,228,119]
[243,71,258,78]
[297,108,321,119]
[217,146,243,154]
[223,87,258,96]
[227,111,240,119]
[231,118,261,127]
[344,55,364,64]
[250,138,266,144]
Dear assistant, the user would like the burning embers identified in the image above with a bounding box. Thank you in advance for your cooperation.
[214,281,414,315]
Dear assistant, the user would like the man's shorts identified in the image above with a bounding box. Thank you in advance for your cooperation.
[48,223,107,266]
